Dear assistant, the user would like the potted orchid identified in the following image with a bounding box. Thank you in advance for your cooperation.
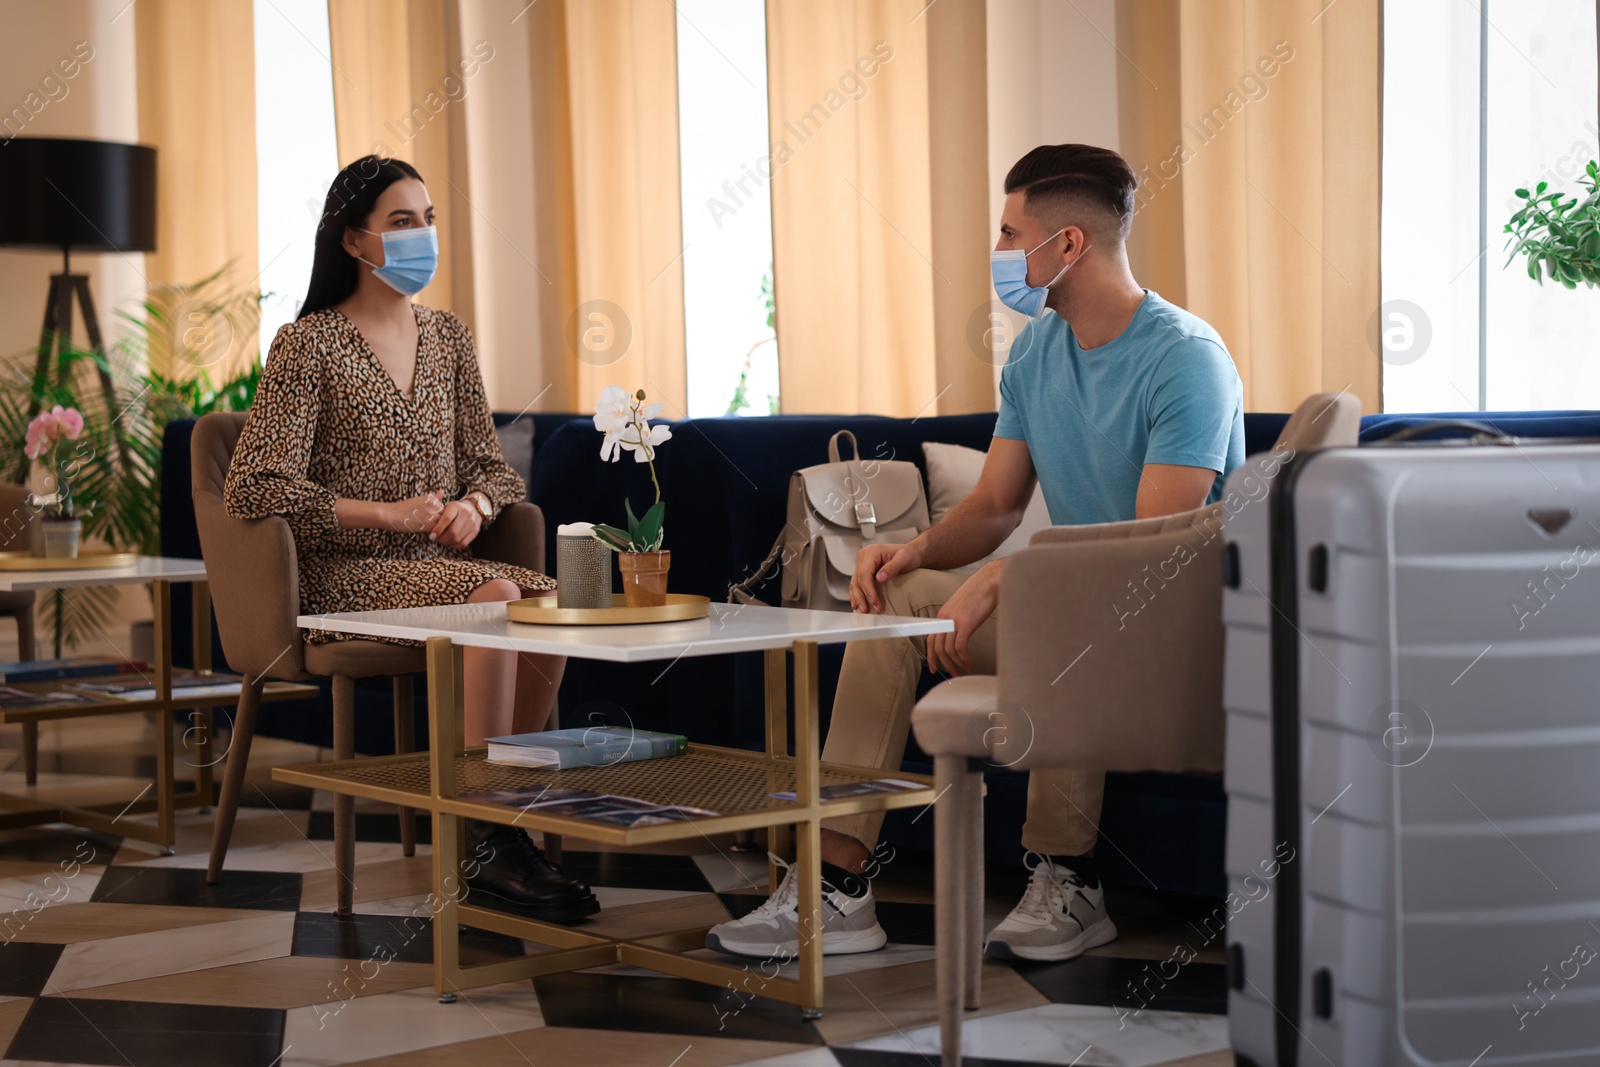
[592,386,673,607]
[24,405,88,558]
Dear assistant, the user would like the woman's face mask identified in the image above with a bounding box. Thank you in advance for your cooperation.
[355,224,439,296]
[990,228,1088,318]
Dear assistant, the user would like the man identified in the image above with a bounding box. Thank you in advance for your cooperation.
[706,145,1245,963]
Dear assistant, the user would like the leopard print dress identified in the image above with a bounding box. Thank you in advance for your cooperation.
[223,304,555,642]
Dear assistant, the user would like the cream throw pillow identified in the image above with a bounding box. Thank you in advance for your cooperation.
[921,441,1053,575]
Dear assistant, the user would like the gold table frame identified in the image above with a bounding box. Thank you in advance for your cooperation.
[0,579,318,850]
[273,635,939,1017]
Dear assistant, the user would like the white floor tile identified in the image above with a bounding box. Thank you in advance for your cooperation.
[729,1049,842,1067]
[693,850,771,894]
[846,1002,1230,1067]
[48,912,296,993]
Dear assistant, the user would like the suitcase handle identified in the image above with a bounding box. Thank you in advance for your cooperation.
[1370,419,1514,445]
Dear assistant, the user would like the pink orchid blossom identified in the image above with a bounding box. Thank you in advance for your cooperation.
[24,406,86,461]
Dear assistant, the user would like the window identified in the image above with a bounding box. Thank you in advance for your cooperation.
[675,0,780,417]
[1382,0,1600,412]
[253,0,340,359]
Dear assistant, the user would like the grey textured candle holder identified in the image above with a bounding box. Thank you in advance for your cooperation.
[556,535,613,609]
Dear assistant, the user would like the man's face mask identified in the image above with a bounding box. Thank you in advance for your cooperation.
[990,228,1088,318]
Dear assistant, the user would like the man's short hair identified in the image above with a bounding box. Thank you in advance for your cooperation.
[1004,145,1138,243]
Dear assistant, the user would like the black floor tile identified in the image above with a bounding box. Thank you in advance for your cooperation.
[1013,954,1228,1015]
[0,942,65,997]
[558,850,712,893]
[290,911,526,966]
[89,866,302,911]
[307,810,432,845]
[0,827,121,865]
[6,997,285,1067]
[533,971,824,1045]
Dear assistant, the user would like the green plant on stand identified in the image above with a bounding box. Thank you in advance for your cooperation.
[0,268,263,654]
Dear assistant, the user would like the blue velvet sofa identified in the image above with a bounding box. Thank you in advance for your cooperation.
[160,407,1600,899]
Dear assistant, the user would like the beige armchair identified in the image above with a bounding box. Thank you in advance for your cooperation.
[0,485,39,782]
[191,412,546,914]
[909,391,1361,1066]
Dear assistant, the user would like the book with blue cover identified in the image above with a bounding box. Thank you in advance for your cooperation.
[0,657,148,684]
[484,727,689,769]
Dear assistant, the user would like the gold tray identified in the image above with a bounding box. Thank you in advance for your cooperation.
[506,593,710,626]
[0,551,139,571]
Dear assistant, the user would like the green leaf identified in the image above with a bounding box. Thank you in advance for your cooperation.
[623,497,640,536]
[592,524,633,552]
[1515,187,1530,199]
[632,501,665,552]
[1537,180,1549,195]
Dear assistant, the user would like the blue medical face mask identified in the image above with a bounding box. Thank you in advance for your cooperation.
[356,225,439,296]
[990,228,1084,318]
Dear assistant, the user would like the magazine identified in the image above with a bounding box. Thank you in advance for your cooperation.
[768,778,926,802]
[457,784,718,827]
[70,672,243,702]
[0,687,96,710]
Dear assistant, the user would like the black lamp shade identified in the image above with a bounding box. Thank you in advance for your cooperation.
[0,137,156,253]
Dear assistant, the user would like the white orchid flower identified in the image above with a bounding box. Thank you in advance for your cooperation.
[630,422,672,462]
[594,385,634,461]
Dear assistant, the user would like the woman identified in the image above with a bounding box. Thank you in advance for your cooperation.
[224,156,596,924]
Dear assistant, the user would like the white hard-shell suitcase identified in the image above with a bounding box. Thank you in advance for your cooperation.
[1222,427,1600,1066]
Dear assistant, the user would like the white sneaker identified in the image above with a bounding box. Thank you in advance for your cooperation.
[704,854,889,959]
[984,854,1118,962]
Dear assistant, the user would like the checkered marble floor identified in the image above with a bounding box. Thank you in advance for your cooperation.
[0,720,1236,1067]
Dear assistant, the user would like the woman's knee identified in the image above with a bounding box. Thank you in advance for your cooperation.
[467,578,521,604]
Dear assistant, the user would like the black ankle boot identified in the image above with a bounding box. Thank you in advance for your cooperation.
[464,820,599,924]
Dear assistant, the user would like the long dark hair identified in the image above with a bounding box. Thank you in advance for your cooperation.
[298,155,424,319]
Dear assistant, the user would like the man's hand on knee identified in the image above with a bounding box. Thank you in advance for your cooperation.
[850,542,923,614]
[926,560,1003,676]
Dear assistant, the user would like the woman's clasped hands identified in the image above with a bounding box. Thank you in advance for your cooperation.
[382,490,482,549]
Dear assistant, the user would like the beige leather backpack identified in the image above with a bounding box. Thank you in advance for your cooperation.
[730,430,931,610]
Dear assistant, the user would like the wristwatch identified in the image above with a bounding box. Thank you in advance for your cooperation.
[465,491,493,519]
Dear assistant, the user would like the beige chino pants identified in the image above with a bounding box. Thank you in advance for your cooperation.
[820,568,1105,857]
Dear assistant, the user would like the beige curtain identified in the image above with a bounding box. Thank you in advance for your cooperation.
[134,0,259,378]
[563,0,687,415]
[327,0,477,329]
[1117,0,1383,413]
[766,0,991,417]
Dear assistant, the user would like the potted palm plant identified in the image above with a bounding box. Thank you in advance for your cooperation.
[591,386,673,607]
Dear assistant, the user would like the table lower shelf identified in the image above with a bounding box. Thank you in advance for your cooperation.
[0,674,320,724]
[272,744,937,846]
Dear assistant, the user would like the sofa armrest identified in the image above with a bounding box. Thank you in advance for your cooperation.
[475,501,545,575]
[911,674,1001,759]
[1029,502,1224,547]
[997,515,1224,774]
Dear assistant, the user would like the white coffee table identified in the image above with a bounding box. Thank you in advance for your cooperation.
[274,599,953,1017]
[0,557,317,850]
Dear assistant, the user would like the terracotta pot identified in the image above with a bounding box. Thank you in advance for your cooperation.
[617,550,670,608]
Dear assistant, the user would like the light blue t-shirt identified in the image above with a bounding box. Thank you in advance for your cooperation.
[994,291,1244,526]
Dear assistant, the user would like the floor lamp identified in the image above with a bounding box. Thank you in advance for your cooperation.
[0,137,157,436]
